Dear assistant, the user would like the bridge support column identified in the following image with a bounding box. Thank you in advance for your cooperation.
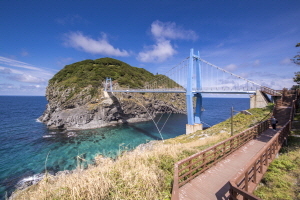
[186,123,203,135]
[250,90,269,108]
[185,49,203,134]
[195,93,202,124]
[186,93,203,134]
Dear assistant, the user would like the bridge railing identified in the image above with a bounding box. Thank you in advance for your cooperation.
[229,120,291,200]
[229,99,296,200]
[171,120,270,200]
[260,86,282,96]
[199,86,259,92]
[111,88,186,93]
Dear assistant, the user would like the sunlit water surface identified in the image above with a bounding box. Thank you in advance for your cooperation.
[0,96,249,198]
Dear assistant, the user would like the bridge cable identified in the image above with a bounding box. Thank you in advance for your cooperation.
[201,121,212,127]
[108,91,165,142]
[198,58,262,87]
[159,111,172,132]
[156,112,164,124]
[130,93,165,142]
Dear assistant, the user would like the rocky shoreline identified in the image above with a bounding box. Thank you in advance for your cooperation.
[39,85,186,130]
[11,140,159,196]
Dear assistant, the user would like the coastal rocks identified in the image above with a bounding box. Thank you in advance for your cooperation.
[39,85,186,130]
[14,170,72,192]
[135,140,157,152]
[15,173,47,190]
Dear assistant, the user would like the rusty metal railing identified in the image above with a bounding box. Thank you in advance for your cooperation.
[171,120,270,200]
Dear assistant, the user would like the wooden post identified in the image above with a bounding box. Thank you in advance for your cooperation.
[245,172,249,192]
[171,164,179,200]
[253,162,257,183]
[260,155,263,173]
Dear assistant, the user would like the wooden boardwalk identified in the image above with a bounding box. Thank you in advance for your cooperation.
[178,128,278,200]
[178,103,292,200]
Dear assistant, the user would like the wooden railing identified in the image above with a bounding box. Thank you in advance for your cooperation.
[229,121,291,200]
[171,120,270,200]
[229,99,296,200]
[260,86,282,96]
[171,91,298,200]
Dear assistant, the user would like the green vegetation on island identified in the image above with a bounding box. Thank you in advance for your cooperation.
[49,57,180,99]
[50,58,153,89]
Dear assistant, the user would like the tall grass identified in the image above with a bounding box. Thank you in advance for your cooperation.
[11,107,272,200]
[254,136,300,200]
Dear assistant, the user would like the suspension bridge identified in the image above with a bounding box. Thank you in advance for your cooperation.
[105,48,281,134]
[103,48,298,199]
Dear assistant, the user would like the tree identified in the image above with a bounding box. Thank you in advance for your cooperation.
[292,43,300,87]
[293,71,300,84]
[292,43,300,65]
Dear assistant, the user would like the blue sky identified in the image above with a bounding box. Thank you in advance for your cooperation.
[0,0,299,96]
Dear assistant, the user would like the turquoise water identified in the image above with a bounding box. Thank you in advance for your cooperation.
[0,96,249,198]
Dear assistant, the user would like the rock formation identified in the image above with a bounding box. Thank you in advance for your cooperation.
[39,58,186,130]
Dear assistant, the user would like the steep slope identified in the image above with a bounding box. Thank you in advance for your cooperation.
[39,58,186,130]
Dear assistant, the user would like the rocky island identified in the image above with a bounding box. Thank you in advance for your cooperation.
[39,58,186,130]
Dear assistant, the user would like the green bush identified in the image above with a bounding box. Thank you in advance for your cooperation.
[48,57,166,100]
[254,137,300,200]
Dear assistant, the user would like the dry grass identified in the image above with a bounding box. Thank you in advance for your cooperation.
[12,134,228,200]
[11,107,272,200]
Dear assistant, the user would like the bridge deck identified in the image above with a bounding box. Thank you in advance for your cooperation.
[178,128,278,200]
[110,89,256,94]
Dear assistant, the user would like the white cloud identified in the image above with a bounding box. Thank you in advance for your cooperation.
[137,40,177,63]
[151,20,198,41]
[216,43,224,48]
[64,31,130,57]
[280,57,292,65]
[20,84,44,89]
[253,60,260,66]
[0,67,12,74]
[225,64,238,71]
[56,14,89,25]
[21,49,29,57]
[0,83,15,89]
[0,57,53,95]
[138,21,198,63]
[9,74,47,84]
[0,56,43,71]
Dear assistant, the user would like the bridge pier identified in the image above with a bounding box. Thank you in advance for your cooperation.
[186,123,203,134]
[250,90,270,108]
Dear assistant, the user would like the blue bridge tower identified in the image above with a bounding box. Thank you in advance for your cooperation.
[186,48,203,134]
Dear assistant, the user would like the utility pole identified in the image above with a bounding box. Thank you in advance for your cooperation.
[231,107,233,136]
[231,107,239,136]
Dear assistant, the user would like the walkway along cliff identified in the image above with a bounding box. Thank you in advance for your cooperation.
[171,89,298,200]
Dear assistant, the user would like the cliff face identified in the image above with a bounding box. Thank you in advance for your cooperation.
[39,58,186,130]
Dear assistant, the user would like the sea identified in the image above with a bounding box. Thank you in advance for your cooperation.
[0,96,249,199]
